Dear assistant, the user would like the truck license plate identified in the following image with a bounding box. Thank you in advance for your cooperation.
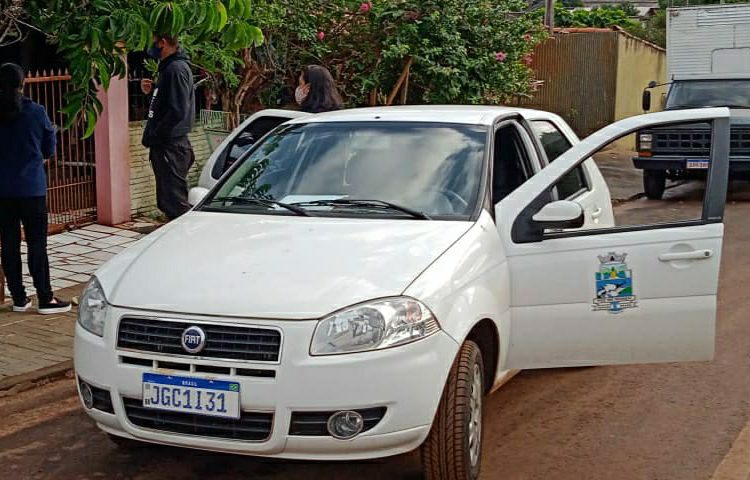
[142,373,240,419]
[686,159,709,169]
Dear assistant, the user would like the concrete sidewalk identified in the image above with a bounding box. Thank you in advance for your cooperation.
[0,283,83,392]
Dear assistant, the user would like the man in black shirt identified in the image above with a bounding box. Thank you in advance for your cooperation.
[141,34,195,220]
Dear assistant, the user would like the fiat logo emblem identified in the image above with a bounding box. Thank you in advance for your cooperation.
[181,326,207,354]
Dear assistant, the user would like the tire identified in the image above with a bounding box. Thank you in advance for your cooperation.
[422,341,485,480]
[643,170,666,200]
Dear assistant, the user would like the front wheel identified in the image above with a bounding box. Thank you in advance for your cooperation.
[421,341,485,480]
[643,170,667,200]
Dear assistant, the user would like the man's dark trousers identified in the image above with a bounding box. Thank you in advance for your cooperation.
[149,137,195,220]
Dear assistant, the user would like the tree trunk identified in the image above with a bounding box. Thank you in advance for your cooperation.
[214,79,239,130]
[228,48,273,126]
[232,48,255,126]
[220,89,233,113]
[400,65,410,105]
[211,49,275,129]
[386,57,413,106]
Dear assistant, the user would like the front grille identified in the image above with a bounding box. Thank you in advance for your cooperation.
[651,128,750,154]
[117,318,281,362]
[289,407,387,436]
[120,355,277,378]
[123,397,273,441]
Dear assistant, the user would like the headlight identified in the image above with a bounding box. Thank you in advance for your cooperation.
[639,133,653,151]
[77,277,109,337]
[310,297,441,356]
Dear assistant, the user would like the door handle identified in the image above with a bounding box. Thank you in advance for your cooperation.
[658,250,713,262]
[591,207,603,219]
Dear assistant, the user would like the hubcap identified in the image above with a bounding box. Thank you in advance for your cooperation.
[468,362,483,468]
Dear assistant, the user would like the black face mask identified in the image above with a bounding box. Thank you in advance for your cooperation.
[147,43,163,60]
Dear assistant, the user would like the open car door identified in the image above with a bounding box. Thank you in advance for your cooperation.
[198,109,309,189]
[497,108,731,370]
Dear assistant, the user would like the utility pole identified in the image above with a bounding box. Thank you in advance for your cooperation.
[544,0,555,34]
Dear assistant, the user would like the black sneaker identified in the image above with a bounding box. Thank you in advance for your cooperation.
[38,297,72,315]
[12,297,32,313]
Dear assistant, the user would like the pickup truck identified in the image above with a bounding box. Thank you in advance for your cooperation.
[637,75,750,199]
[637,4,750,199]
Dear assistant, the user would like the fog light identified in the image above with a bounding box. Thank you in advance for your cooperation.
[80,382,94,409]
[327,411,364,439]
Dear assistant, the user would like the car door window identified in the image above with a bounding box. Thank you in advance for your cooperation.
[492,123,535,204]
[520,119,725,241]
[531,120,588,199]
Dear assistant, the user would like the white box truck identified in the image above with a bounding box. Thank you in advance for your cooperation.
[636,3,750,199]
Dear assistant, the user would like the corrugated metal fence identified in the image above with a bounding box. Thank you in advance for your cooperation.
[516,32,619,137]
[25,70,97,232]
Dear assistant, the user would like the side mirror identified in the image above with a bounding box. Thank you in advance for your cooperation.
[532,200,585,230]
[642,90,652,112]
[647,80,658,89]
[188,187,210,207]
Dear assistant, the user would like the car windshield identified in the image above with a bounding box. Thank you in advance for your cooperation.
[666,80,750,109]
[202,122,487,220]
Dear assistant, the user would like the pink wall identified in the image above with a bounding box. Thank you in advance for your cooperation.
[94,76,131,225]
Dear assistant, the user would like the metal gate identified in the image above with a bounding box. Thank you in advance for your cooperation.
[25,70,97,232]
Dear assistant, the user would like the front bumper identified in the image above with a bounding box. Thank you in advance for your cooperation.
[74,308,459,460]
[633,156,750,172]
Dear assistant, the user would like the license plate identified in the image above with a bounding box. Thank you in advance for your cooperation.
[142,373,240,419]
[686,159,709,169]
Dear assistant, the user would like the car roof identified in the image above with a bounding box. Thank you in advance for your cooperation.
[285,105,564,127]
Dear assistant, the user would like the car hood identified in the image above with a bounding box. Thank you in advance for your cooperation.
[98,212,472,319]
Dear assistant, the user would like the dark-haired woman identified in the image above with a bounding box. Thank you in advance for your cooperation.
[296,65,344,114]
[0,63,70,314]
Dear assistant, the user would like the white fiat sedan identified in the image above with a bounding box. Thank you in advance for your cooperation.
[74,106,730,480]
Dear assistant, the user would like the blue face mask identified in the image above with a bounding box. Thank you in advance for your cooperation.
[147,43,162,60]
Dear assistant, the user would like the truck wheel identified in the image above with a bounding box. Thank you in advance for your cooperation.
[643,170,666,200]
[422,341,485,480]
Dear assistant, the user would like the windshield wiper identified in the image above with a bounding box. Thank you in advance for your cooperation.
[206,196,311,216]
[292,199,432,220]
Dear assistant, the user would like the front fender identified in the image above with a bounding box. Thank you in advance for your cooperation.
[404,211,512,379]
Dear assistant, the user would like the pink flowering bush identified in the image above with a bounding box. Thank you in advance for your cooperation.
[254,0,546,106]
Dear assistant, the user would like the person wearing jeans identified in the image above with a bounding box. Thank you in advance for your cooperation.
[0,63,71,314]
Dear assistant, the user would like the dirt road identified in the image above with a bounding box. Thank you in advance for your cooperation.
[3,187,750,480]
